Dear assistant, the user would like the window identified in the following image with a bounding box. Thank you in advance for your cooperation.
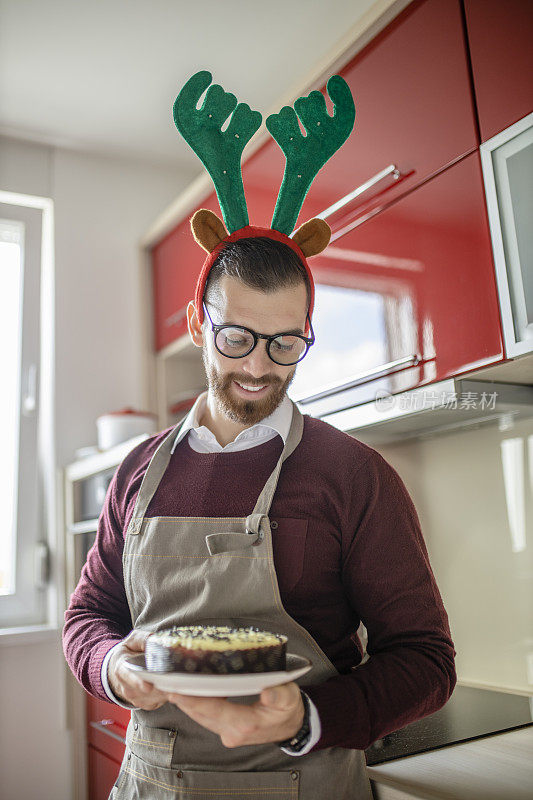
[1,218,24,595]
[288,283,388,401]
[0,193,55,628]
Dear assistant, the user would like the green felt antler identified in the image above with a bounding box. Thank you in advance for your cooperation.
[173,71,262,233]
[266,75,355,235]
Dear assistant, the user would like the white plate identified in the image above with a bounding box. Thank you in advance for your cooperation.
[123,653,312,697]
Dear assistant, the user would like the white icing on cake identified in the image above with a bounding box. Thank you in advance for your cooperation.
[149,625,286,652]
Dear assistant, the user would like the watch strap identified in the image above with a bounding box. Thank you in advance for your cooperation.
[278,691,311,752]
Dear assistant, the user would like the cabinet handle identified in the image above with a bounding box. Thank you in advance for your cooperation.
[295,354,421,405]
[34,541,50,589]
[90,720,126,744]
[165,306,187,328]
[22,363,38,416]
[316,164,401,221]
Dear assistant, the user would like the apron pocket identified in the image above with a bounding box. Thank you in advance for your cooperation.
[128,722,178,769]
[116,754,300,798]
[270,518,308,595]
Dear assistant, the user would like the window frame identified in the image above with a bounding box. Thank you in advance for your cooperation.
[0,191,56,630]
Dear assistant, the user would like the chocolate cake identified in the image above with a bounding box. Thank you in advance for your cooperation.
[145,625,287,674]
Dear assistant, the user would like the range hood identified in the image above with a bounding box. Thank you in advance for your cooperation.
[296,378,533,445]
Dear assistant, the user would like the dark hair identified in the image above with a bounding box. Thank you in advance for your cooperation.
[203,237,311,309]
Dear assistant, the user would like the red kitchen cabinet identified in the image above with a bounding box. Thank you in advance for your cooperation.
[86,695,128,798]
[243,0,478,236]
[464,0,533,142]
[88,745,122,800]
[86,694,128,763]
[152,0,479,353]
[292,151,504,417]
[151,193,220,350]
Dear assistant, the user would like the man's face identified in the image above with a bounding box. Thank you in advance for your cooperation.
[198,275,308,425]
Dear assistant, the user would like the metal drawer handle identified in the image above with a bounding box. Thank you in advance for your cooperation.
[295,354,421,405]
[90,720,127,744]
[165,306,187,328]
[316,164,401,221]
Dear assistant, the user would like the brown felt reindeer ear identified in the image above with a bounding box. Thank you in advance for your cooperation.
[292,218,331,257]
[191,209,229,253]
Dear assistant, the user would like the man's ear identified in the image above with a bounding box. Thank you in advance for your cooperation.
[187,301,204,347]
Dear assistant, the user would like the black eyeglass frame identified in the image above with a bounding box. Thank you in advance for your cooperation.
[202,302,315,366]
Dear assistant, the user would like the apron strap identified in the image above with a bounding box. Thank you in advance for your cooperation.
[205,512,268,555]
[126,425,180,536]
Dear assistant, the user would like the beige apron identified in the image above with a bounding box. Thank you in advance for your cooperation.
[109,402,372,799]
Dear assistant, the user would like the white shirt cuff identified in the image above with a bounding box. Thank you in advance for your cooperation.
[280,692,321,756]
[101,643,136,709]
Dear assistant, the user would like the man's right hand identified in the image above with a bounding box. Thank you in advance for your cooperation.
[107,630,169,710]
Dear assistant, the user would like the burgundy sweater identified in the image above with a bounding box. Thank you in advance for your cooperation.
[63,415,456,751]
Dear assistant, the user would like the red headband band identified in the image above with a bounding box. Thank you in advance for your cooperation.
[194,226,315,328]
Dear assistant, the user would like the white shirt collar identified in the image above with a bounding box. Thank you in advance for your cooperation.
[170,392,293,454]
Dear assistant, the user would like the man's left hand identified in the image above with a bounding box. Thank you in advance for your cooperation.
[166,681,304,747]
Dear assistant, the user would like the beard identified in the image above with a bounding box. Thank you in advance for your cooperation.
[203,348,295,426]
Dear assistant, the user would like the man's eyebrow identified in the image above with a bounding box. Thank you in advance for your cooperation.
[222,321,305,336]
[280,328,305,336]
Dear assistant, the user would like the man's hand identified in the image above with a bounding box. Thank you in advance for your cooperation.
[167,681,305,748]
[107,630,168,710]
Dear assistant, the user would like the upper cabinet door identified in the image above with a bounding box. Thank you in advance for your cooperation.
[152,193,219,350]
[290,152,504,417]
[243,0,478,236]
[464,0,533,143]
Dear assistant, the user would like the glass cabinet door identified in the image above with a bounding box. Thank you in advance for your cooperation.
[481,111,533,357]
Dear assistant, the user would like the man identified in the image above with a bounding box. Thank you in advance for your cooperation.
[63,234,456,799]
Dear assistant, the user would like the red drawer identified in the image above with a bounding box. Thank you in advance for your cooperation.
[88,744,122,800]
[464,0,533,142]
[86,694,129,763]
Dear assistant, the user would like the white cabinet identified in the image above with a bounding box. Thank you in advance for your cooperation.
[481,112,533,358]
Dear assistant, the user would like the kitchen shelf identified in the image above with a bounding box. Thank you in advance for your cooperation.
[155,333,204,429]
[65,433,151,482]
[68,520,99,535]
[64,435,151,800]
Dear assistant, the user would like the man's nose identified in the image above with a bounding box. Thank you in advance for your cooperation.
[241,341,272,378]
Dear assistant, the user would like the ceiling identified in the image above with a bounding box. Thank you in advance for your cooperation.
[0,0,383,174]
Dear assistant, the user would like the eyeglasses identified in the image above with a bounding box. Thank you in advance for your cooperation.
[203,303,315,366]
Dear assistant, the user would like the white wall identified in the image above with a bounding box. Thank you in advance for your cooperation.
[0,134,195,800]
[375,415,533,694]
[52,146,195,466]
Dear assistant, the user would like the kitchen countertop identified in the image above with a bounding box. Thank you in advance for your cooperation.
[365,685,532,765]
[367,725,533,800]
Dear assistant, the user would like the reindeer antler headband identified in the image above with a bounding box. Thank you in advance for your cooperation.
[173,70,355,324]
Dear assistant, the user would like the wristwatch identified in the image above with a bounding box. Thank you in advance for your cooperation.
[278,691,311,752]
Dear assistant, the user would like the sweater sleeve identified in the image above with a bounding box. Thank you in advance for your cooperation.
[62,463,134,701]
[304,448,457,751]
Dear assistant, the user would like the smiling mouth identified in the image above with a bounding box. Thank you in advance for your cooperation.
[233,380,269,394]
